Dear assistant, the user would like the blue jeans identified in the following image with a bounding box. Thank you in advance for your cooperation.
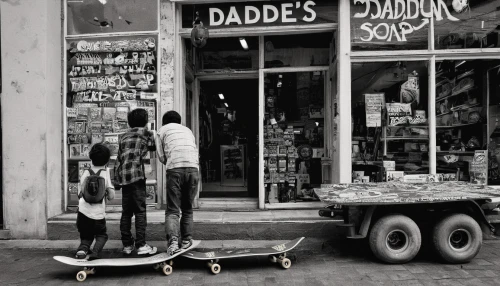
[120,179,148,247]
[165,168,199,243]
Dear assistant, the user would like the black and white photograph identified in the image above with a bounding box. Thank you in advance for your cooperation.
[2,0,500,285]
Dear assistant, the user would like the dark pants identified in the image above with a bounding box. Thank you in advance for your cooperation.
[120,179,148,247]
[77,212,108,254]
[165,168,199,243]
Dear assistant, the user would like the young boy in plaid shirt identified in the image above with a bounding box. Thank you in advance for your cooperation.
[114,108,157,255]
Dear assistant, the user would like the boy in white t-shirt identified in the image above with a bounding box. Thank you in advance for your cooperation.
[76,143,115,259]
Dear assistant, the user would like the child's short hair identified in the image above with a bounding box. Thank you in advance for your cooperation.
[162,110,181,125]
[128,108,149,128]
[89,143,111,166]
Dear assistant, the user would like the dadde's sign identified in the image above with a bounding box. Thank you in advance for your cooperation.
[181,0,336,29]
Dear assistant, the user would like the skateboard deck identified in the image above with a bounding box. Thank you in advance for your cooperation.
[54,240,200,281]
[182,237,304,274]
[315,182,500,206]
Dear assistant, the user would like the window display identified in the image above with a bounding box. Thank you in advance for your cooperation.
[66,35,158,205]
[435,59,500,185]
[263,72,325,203]
[351,61,429,182]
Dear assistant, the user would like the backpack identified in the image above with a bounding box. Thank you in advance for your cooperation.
[80,169,106,204]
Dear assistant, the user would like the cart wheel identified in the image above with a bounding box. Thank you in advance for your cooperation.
[211,263,221,274]
[162,264,173,276]
[432,214,482,264]
[280,258,291,269]
[268,255,277,263]
[76,271,87,282]
[369,214,421,264]
[153,263,160,270]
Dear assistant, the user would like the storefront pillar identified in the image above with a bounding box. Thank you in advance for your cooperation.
[335,0,352,183]
[1,0,63,238]
[159,0,177,207]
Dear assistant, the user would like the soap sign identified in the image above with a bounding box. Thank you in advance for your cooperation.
[352,0,459,42]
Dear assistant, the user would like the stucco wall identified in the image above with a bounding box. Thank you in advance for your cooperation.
[1,0,63,238]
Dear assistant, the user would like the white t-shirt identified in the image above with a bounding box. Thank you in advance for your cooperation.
[155,123,199,170]
[78,166,115,220]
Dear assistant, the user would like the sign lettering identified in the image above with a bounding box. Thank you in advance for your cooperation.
[353,0,459,42]
[209,1,317,26]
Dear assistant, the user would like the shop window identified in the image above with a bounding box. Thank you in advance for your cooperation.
[264,33,331,68]
[351,61,429,183]
[196,37,258,71]
[66,35,159,206]
[435,2,500,49]
[263,71,325,203]
[435,59,500,185]
[351,0,429,51]
[67,0,158,35]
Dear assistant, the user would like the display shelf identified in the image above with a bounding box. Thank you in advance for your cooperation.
[352,136,374,141]
[436,86,477,102]
[436,123,479,128]
[449,103,480,112]
[382,136,429,141]
[436,151,475,155]
[386,125,429,128]
[456,70,475,81]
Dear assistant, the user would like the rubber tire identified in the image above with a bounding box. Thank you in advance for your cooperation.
[432,214,482,264]
[280,258,291,269]
[369,214,421,264]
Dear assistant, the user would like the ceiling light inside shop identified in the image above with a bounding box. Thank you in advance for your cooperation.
[456,60,466,68]
[239,38,249,50]
[224,102,229,108]
[315,122,319,127]
[219,93,224,100]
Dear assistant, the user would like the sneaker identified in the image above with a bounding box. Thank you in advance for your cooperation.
[75,250,87,259]
[137,244,158,255]
[181,239,193,250]
[122,245,135,255]
[166,241,180,256]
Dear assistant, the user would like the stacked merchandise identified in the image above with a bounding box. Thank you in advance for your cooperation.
[66,36,158,205]
[264,124,298,203]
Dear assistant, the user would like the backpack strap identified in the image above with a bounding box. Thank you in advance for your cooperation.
[96,169,106,176]
[87,168,96,176]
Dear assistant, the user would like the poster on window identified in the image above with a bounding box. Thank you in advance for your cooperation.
[386,103,412,126]
[365,93,385,127]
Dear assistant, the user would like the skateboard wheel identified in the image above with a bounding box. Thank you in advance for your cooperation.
[169,260,174,266]
[280,258,291,269]
[76,271,87,282]
[210,263,221,274]
[162,264,173,276]
[268,255,277,263]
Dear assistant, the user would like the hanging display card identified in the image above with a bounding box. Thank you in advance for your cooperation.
[470,150,488,185]
[365,93,385,127]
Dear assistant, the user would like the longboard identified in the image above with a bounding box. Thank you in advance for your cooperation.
[54,240,200,282]
[315,182,500,206]
[182,237,304,274]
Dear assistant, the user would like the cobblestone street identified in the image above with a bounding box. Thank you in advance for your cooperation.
[2,239,500,285]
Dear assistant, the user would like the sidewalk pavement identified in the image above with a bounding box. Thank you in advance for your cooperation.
[2,239,500,285]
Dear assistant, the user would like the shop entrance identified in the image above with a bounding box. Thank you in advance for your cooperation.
[198,79,259,198]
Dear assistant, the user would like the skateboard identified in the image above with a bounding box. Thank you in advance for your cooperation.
[53,240,200,282]
[182,237,304,274]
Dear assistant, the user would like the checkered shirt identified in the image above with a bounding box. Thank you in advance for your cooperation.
[114,128,154,186]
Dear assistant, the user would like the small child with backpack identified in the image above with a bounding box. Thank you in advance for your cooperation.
[76,143,115,260]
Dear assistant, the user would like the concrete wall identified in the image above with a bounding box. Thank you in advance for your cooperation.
[1,0,63,238]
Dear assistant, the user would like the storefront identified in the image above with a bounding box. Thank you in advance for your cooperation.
[60,0,500,212]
